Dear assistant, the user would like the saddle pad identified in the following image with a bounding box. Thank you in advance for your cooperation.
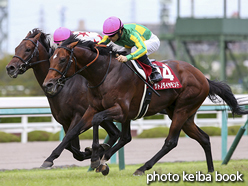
[152,61,182,90]
[131,60,182,90]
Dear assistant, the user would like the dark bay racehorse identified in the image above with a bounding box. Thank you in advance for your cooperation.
[6,29,121,168]
[42,35,248,175]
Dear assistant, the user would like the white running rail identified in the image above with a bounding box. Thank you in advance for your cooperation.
[0,96,248,143]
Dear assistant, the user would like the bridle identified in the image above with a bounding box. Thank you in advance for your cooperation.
[49,45,112,88]
[12,37,62,98]
[12,38,48,72]
[48,46,78,86]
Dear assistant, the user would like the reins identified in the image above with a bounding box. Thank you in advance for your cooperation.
[49,45,102,86]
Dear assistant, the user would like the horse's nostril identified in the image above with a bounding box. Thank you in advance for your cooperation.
[6,65,15,71]
[43,82,56,94]
[46,83,54,88]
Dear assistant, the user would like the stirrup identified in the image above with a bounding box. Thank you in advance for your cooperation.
[150,73,163,83]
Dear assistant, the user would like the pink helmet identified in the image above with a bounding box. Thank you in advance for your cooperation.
[102,16,124,36]
[53,27,72,44]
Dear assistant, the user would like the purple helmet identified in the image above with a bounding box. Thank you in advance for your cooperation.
[102,16,124,36]
[53,27,72,44]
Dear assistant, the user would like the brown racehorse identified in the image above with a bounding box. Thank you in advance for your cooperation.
[6,29,121,168]
[43,35,248,176]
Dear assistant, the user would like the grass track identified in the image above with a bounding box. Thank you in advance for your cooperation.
[0,160,247,186]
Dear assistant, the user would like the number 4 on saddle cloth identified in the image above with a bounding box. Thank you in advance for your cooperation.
[131,59,182,119]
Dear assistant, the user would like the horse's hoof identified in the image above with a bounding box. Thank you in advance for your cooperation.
[91,158,100,169]
[208,169,214,173]
[95,164,109,176]
[40,161,53,168]
[101,165,109,176]
[133,169,144,176]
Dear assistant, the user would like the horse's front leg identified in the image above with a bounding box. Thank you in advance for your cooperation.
[65,137,92,161]
[64,114,91,161]
[90,105,124,169]
[95,120,131,175]
[41,108,96,168]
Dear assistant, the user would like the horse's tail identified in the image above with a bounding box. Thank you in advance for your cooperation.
[207,79,248,116]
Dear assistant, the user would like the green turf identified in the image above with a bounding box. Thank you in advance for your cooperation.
[0,160,247,186]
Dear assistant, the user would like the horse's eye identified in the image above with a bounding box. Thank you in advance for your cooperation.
[25,48,31,53]
[60,58,66,63]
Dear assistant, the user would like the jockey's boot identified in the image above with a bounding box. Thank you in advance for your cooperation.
[138,55,163,83]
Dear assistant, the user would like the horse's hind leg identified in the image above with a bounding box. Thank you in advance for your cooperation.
[100,120,121,148]
[134,113,188,175]
[182,116,214,172]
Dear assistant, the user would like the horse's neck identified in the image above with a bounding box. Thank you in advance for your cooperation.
[82,54,115,87]
[32,62,49,87]
[32,48,50,88]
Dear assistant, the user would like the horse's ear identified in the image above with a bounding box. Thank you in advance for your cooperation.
[34,32,42,42]
[25,31,32,38]
[68,41,79,49]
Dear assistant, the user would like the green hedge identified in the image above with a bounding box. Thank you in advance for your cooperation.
[228,125,242,135]
[199,126,221,136]
[28,130,53,141]
[0,129,108,143]
[79,129,107,140]
[137,126,186,138]
[136,125,244,138]
[28,129,108,142]
[49,131,60,141]
[0,131,21,142]
[48,129,108,141]
[199,126,243,136]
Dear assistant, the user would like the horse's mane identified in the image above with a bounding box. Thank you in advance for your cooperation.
[27,28,55,55]
[61,34,127,57]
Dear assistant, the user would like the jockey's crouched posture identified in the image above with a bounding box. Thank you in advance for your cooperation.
[98,16,163,83]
